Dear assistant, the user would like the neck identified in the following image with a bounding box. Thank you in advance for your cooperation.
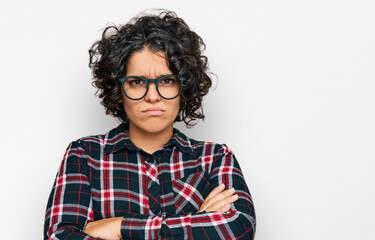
[127,123,174,154]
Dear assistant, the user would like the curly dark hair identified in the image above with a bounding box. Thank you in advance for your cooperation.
[88,10,212,127]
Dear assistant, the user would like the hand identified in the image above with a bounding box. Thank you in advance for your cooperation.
[84,217,122,240]
[197,183,239,213]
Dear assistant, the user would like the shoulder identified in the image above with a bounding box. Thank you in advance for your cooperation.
[175,129,234,158]
[183,134,242,177]
[69,124,127,155]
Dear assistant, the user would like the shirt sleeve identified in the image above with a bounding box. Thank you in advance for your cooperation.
[44,141,97,240]
[119,144,256,240]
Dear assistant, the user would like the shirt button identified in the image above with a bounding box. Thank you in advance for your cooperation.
[151,205,161,214]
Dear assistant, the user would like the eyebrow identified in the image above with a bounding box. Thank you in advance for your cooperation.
[137,74,173,79]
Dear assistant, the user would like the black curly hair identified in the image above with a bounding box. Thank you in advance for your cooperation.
[89,10,212,127]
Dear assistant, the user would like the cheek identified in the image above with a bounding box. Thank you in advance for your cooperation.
[170,99,181,115]
[121,98,136,117]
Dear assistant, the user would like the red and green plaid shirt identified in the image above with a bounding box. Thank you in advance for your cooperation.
[44,124,256,239]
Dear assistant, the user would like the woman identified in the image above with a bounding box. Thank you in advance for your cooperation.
[44,10,256,240]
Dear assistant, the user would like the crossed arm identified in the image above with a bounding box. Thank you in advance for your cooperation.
[44,142,256,239]
[84,184,239,239]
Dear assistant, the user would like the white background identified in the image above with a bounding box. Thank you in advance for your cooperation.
[0,0,374,239]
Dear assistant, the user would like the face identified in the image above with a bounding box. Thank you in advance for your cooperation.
[121,48,181,135]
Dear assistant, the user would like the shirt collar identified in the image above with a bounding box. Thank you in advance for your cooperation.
[166,128,194,155]
[103,124,136,154]
[103,125,194,155]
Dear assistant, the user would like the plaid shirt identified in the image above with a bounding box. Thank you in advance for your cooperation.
[44,124,256,239]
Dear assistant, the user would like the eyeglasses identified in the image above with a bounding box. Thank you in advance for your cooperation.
[118,75,186,100]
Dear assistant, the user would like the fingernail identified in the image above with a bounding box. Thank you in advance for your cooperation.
[232,194,238,199]
[225,204,230,208]
[219,183,225,188]
[229,187,235,192]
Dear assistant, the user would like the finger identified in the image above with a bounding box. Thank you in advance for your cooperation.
[205,184,225,202]
[207,193,238,212]
[201,188,236,212]
[208,194,239,213]
[218,203,232,213]
[199,184,225,211]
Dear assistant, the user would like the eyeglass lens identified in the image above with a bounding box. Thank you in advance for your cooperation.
[123,76,181,99]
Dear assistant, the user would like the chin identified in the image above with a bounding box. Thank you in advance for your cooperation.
[133,118,173,134]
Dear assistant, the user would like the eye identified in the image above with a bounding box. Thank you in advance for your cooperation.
[128,78,145,86]
[160,77,177,85]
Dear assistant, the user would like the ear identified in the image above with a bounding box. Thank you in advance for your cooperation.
[117,95,123,103]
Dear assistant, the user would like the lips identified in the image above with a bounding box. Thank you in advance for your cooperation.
[142,107,165,116]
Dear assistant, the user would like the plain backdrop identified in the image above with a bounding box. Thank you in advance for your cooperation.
[0,0,374,239]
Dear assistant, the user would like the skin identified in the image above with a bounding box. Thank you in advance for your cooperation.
[84,47,238,239]
[197,184,239,213]
[120,48,181,153]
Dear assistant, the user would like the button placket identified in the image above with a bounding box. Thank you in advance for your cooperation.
[148,180,162,214]
[145,152,165,215]
[146,155,153,163]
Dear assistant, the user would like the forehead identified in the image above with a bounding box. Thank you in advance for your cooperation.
[126,48,172,76]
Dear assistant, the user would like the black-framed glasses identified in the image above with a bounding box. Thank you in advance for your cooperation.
[118,75,186,100]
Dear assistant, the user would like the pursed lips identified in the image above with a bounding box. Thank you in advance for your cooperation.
[142,107,165,115]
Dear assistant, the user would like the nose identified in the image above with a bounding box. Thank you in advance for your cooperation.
[144,83,161,102]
